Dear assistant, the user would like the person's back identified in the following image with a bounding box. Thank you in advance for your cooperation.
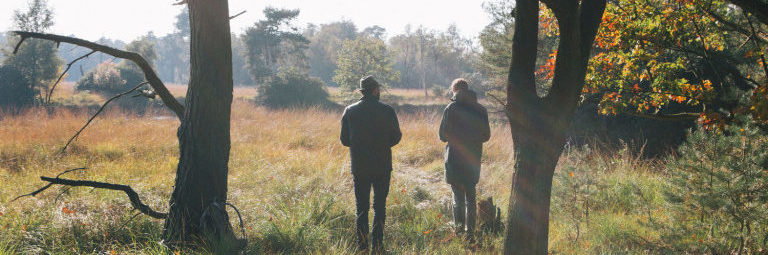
[340,76,401,252]
[341,97,400,177]
[438,78,490,243]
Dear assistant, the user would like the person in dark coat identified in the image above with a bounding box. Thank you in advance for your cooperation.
[340,75,402,252]
[438,78,490,242]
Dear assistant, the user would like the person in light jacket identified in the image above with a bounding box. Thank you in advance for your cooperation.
[439,78,490,242]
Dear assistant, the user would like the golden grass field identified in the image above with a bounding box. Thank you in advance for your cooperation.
[0,86,678,254]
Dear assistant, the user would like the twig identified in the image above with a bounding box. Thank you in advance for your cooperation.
[45,50,96,105]
[117,212,143,233]
[38,176,167,219]
[229,10,246,20]
[225,202,247,241]
[10,167,87,202]
[60,82,148,154]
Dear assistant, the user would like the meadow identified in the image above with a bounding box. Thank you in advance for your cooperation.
[0,86,686,254]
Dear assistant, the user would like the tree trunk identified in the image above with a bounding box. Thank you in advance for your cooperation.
[502,0,606,254]
[163,0,236,245]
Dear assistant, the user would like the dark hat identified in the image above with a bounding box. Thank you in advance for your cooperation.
[359,75,380,91]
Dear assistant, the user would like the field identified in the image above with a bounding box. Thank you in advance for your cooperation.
[0,87,681,254]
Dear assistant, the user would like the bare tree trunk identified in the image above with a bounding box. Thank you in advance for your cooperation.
[502,0,606,254]
[419,32,427,98]
[163,0,237,245]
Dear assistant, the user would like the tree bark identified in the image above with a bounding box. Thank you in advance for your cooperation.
[502,0,606,254]
[163,0,237,245]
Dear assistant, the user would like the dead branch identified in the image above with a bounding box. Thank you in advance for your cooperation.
[38,176,167,219]
[45,50,96,105]
[60,82,148,154]
[229,10,247,20]
[11,31,184,119]
[11,167,87,202]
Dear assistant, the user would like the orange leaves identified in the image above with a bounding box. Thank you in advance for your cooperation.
[536,50,557,80]
[423,229,432,234]
[61,207,75,215]
[0,211,3,217]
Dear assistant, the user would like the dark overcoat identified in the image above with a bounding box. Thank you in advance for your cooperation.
[439,90,490,185]
[341,95,402,177]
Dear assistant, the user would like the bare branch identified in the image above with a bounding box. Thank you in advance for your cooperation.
[624,111,701,121]
[229,10,246,20]
[10,167,87,202]
[60,82,148,154]
[12,36,28,54]
[39,176,167,219]
[11,31,184,119]
[45,50,96,105]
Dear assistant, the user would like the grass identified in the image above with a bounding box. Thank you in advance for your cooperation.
[0,88,702,254]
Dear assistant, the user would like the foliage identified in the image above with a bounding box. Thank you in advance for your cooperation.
[333,35,399,91]
[256,68,331,109]
[388,25,478,90]
[305,21,358,86]
[243,7,310,83]
[666,116,768,253]
[477,0,515,93]
[0,0,62,104]
[75,61,153,112]
[0,65,34,113]
[75,62,126,95]
[532,0,768,125]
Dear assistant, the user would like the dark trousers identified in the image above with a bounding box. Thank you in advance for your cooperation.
[353,172,391,249]
[451,182,476,235]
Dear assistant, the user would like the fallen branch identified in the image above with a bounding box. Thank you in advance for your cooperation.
[45,50,96,105]
[11,167,87,202]
[60,82,148,154]
[38,176,167,219]
[12,31,184,119]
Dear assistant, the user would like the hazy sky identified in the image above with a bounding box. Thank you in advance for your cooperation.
[0,0,492,42]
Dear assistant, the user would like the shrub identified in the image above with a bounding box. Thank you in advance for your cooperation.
[0,65,35,113]
[666,116,768,253]
[257,69,331,109]
[75,61,153,112]
[75,61,126,94]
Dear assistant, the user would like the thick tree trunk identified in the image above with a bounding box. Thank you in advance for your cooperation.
[163,0,236,245]
[502,0,606,254]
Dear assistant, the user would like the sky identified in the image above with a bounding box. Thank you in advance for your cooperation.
[0,0,493,42]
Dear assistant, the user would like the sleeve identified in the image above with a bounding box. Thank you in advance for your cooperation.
[480,107,491,142]
[340,108,351,147]
[438,105,450,142]
[389,107,402,147]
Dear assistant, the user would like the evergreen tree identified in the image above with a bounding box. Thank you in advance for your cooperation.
[1,0,62,104]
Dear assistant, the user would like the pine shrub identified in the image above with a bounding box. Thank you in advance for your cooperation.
[667,116,768,253]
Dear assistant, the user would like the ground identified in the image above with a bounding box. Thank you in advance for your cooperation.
[0,85,674,254]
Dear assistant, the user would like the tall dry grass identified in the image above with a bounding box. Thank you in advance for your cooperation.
[0,98,677,254]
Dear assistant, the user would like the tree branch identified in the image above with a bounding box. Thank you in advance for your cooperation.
[623,111,701,121]
[229,10,246,20]
[11,31,184,119]
[39,176,167,219]
[11,167,87,202]
[45,50,96,105]
[506,0,540,109]
[60,82,148,154]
